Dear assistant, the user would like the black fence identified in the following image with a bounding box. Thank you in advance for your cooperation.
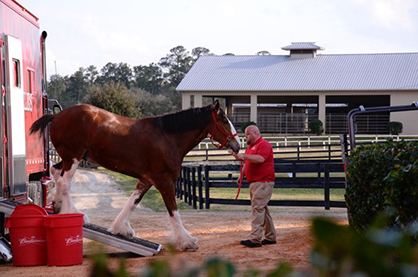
[175,159,346,210]
[185,141,345,163]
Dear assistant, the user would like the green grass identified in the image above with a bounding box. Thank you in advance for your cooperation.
[98,168,190,212]
[208,188,345,201]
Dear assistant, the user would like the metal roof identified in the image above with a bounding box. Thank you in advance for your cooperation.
[176,52,418,92]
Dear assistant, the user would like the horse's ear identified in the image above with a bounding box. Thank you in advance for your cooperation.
[214,100,220,112]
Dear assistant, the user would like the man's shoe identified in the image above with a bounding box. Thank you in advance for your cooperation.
[261,239,277,245]
[240,239,261,248]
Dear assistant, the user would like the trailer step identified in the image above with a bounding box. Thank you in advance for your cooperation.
[83,223,161,256]
[0,198,21,216]
[0,197,161,256]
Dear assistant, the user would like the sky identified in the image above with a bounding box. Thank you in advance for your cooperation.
[18,0,418,78]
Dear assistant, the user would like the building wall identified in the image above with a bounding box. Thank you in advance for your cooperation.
[390,91,418,135]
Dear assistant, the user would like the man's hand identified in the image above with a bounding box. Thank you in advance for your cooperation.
[228,149,244,160]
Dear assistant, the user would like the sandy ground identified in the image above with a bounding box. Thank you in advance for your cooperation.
[0,169,348,276]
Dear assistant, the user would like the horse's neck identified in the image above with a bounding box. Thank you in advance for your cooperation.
[173,128,209,156]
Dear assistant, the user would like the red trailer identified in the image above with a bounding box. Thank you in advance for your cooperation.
[0,0,52,208]
[0,1,162,261]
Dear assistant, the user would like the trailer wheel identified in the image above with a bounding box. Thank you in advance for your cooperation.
[27,181,43,207]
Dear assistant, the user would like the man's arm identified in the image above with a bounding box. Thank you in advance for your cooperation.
[235,153,265,164]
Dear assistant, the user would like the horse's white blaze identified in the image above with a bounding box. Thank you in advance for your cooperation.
[169,210,198,249]
[228,119,240,145]
[108,189,141,237]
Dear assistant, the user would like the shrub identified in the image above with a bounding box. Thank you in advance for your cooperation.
[311,217,418,276]
[240,121,256,133]
[388,121,403,135]
[345,139,418,234]
[309,119,324,135]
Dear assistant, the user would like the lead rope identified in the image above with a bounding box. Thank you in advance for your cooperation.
[235,160,244,200]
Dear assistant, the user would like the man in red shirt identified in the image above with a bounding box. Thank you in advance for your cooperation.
[229,125,277,248]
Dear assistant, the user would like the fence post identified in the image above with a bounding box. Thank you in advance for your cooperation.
[183,167,188,202]
[192,167,197,209]
[324,163,330,210]
[204,165,210,209]
[175,170,180,199]
[177,167,183,199]
[328,144,332,160]
[187,167,192,206]
[198,166,203,209]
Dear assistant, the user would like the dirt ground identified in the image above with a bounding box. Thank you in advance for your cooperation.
[0,169,348,276]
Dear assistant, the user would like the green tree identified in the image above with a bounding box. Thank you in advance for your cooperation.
[191,47,212,60]
[83,82,141,119]
[159,46,193,88]
[256,50,271,55]
[132,63,164,95]
[135,90,175,117]
[47,74,67,104]
[96,62,133,89]
[61,68,89,107]
[85,65,99,85]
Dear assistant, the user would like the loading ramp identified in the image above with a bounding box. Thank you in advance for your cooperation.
[0,197,161,258]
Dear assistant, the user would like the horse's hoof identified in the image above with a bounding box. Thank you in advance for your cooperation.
[179,243,199,250]
[107,228,134,239]
[188,244,199,250]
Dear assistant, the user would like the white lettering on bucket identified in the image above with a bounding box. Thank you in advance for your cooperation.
[65,235,83,246]
[19,236,47,246]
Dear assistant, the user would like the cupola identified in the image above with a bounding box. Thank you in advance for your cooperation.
[281,42,324,58]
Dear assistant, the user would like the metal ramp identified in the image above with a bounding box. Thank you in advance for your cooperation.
[83,223,161,256]
[0,197,161,257]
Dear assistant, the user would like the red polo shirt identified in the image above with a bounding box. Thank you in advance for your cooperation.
[244,137,275,184]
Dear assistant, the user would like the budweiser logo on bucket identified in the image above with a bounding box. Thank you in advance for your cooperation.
[65,235,83,246]
[19,236,47,246]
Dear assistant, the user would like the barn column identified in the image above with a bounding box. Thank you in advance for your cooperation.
[182,93,191,110]
[194,94,203,107]
[250,94,257,123]
[318,94,326,133]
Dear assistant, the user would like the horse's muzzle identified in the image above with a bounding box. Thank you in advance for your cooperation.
[229,142,240,154]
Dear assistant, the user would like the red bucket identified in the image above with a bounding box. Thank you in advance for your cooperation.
[44,213,84,266]
[4,204,48,266]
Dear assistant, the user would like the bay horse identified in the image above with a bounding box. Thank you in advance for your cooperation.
[29,100,240,250]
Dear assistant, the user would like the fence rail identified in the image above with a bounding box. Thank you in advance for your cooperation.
[175,160,346,210]
[187,134,418,162]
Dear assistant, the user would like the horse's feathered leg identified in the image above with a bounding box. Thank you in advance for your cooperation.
[158,181,198,250]
[52,159,89,221]
[109,180,152,237]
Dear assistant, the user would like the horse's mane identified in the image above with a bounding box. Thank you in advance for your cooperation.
[152,105,213,134]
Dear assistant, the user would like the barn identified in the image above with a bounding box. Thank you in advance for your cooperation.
[177,42,418,135]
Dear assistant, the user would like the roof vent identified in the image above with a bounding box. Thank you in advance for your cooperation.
[281,42,324,58]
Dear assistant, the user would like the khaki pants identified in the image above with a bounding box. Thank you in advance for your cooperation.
[249,181,276,244]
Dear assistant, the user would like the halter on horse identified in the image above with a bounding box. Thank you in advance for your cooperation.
[30,100,240,250]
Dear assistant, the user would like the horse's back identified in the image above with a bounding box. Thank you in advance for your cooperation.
[49,104,144,164]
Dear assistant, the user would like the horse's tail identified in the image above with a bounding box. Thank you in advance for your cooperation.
[29,114,56,137]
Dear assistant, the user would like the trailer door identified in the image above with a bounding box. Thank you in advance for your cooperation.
[0,37,3,198]
[4,35,26,195]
